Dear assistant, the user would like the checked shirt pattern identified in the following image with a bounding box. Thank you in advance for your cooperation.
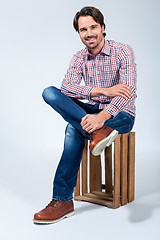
[61,40,137,117]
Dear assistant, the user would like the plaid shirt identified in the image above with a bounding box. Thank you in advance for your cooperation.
[61,40,137,117]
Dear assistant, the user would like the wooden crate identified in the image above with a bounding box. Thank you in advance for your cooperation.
[74,132,135,209]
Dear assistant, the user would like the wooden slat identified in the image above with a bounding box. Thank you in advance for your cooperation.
[120,133,128,205]
[114,134,121,208]
[74,166,80,198]
[91,191,113,200]
[82,140,88,195]
[75,194,114,208]
[84,193,113,202]
[90,152,101,192]
[128,132,135,202]
[105,145,112,194]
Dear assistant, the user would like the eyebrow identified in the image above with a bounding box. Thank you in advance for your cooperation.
[79,27,87,32]
[91,24,98,28]
[79,24,99,32]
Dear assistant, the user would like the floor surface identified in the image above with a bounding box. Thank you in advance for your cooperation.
[1,149,160,240]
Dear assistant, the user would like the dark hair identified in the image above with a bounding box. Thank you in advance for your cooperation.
[73,6,106,37]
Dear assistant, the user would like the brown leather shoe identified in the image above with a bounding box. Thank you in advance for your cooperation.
[89,126,118,156]
[33,199,74,224]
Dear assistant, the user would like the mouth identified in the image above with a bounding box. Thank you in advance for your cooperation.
[85,37,96,43]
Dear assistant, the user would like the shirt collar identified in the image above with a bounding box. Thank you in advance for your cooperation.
[101,40,111,56]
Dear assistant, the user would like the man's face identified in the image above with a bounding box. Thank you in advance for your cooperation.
[78,16,104,52]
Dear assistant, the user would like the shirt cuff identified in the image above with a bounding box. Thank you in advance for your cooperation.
[104,104,120,117]
[81,86,93,100]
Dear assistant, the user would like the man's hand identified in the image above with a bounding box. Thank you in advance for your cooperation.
[81,110,111,133]
[104,83,132,99]
[90,83,132,99]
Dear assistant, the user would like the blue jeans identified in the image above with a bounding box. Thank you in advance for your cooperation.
[42,86,135,201]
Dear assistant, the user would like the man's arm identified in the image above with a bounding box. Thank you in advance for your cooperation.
[90,83,132,99]
[104,45,137,117]
[81,45,137,133]
[61,52,93,100]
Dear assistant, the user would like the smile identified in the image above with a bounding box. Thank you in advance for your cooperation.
[86,37,96,42]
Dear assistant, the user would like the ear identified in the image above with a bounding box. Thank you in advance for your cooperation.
[102,25,104,32]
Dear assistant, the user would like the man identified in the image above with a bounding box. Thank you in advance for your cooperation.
[33,6,137,224]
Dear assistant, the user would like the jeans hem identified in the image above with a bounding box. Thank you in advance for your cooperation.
[52,195,73,201]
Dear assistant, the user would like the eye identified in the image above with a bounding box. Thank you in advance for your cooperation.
[80,28,87,32]
[91,25,97,30]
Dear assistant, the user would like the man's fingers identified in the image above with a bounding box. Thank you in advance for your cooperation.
[119,86,132,98]
[125,89,132,98]
[87,128,94,133]
[81,115,87,122]
[115,84,132,99]
[122,90,131,98]
[84,125,93,133]
[120,91,131,99]
[81,115,88,126]
[82,122,91,130]
[81,114,95,132]
[81,115,93,130]
[121,85,131,92]
[82,122,94,132]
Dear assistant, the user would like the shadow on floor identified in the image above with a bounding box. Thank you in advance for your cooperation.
[127,192,160,223]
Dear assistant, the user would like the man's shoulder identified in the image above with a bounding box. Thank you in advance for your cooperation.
[73,48,87,60]
[69,48,87,66]
[108,40,133,53]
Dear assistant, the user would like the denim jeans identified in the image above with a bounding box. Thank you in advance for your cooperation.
[42,86,135,201]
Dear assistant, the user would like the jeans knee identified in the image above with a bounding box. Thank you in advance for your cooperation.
[64,124,85,150]
[65,124,77,137]
[42,86,60,104]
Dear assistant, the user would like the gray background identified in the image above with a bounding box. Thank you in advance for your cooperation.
[0,0,160,239]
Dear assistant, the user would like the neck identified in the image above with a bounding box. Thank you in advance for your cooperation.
[88,38,105,56]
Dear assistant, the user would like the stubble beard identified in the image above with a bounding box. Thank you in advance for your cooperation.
[86,42,99,50]
[83,34,104,50]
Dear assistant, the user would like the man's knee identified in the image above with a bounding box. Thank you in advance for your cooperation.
[65,124,85,140]
[65,124,77,137]
[42,86,60,104]
[65,124,85,148]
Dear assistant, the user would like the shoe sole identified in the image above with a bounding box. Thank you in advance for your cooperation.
[33,211,74,224]
[91,130,118,156]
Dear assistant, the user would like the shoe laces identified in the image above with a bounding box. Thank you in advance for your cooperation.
[47,199,60,208]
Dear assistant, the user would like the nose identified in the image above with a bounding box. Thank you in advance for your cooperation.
[86,28,93,37]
